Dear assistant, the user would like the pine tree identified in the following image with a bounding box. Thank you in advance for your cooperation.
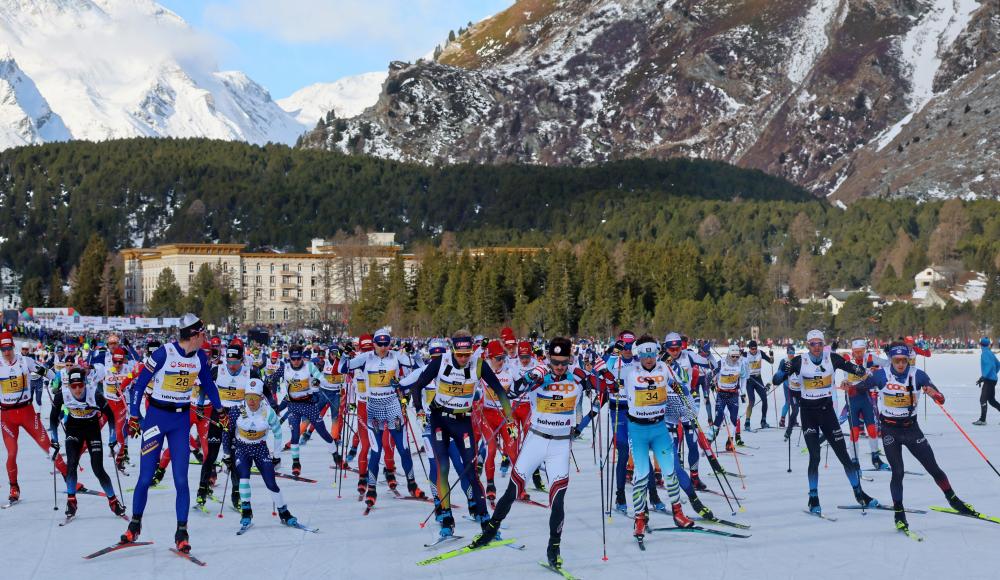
[19,276,44,308]
[48,272,66,307]
[147,268,184,317]
[99,261,124,315]
[70,234,108,315]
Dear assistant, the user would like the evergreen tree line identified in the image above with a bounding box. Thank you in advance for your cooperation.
[351,241,1000,340]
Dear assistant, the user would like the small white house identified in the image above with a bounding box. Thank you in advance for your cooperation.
[914,266,947,290]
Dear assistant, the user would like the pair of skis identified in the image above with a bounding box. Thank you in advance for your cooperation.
[83,542,206,567]
[237,520,319,535]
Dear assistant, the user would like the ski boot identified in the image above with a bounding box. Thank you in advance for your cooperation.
[174,523,191,554]
[291,458,302,477]
[109,496,127,517]
[779,416,786,428]
[671,503,694,528]
[633,511,648,539]
[894,504,909,531]
[365,485,377,508]
[195,484,210,509]
[278,505,297,526]
[854,487,879,508]
[346,445,357,462]
[437,509,455,539]
[191,447,204,464]
[532,469,546,492]
[808,492,822,514]
[120,516,142,543]
[945,491,978,515]
[690,494,714,519]
[972,419,987,426]
[385,469,398,491]
[690,469,707,491]
[406,477,425,499]
[8,483,19,503]
[546,541,562,570]
[872,452,889,471]
[743,420,750,431]
[486,480,497,502]
[65,495,78,518]
[760,421,771,429]
[240,501,253,527]
[150,465,166,487]
[734,433,745,447]
[470,518,500,548]
[332,451,348,470]
[614,489,628,514]
[356,476,367,496]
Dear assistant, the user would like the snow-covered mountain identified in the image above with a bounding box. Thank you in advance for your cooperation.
[0,0,307,148]
[277,72,387,128]
[302,0,999,201]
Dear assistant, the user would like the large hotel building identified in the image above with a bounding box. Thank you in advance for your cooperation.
[121,233,417,324]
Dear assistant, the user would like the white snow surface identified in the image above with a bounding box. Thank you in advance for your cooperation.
[785,0,848,85]
[4,347,1000,579]
[875,0,981,151]
[277,71,387,127]
[0,0,310,148]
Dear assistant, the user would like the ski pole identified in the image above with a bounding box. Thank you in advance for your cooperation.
[52,449,59,511]
[787,431,792,473]
[720,419,746,490]
[842,385,865,514]
[934,399,1000,479]
[111,441,125,503]
[218,463,231,518]
[595,388,608,561]
[570,448,580,474]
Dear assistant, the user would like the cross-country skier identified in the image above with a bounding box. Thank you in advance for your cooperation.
[839,338,887,471]
[708,344,747,448]
[119,314,226,554]
[50,367,126,520]
[973,337,1000,425]
[234,378,299,530]
[854,341,980,533]
[742,340,773,430]
[770,330,878,515]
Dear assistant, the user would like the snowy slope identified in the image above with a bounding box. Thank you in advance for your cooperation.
[0,0,307,148]
[278,72,386,127]
[5,346,1000,579]
[0,50,71,146]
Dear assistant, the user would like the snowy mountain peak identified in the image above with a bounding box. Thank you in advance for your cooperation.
[277,72,387,128]
[0,0,313,149]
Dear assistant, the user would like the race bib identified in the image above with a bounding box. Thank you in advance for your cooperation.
[636,386,666,407]
[219,387,244,401]
[162,372,193,393]
[1,375,25,394]
[720,375,738,386]
[238,427,266,441]
[288,379,309,394]
[439,382,474,397]
[537,396,576,414]
[368,371,395,388]
[803,376,831,390]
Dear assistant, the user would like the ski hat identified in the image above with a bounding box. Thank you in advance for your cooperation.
[618,331,636,345]
[373,328,391,346]
[635,341,660,359]
[547,337,572,358]
[178,313,204,339]
[359,334,374,352]
[980,337,991,347]
[428,338,448,357]
[288,345,303,359]
[245,378,264,398]
[887,343,910,360]
[0,331,13,350]
[726,344,741,358]
[806,330,825,343]
[111,347,126,363]
[748,340,758,349]
[486,340,505,359]
[786,345,795,355]
[851,338,867,350]
[500,327,516,347]
[663,332,683,349]
[226,342,244,361]
[67,367,85,385]
[451,330,475,354]
[517,340,532,357]
[270,350,280,360]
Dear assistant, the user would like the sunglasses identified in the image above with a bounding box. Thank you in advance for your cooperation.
[807,341,824,347]
[549,358,570,367]
[491,356,505,362]
[0,346,12,352]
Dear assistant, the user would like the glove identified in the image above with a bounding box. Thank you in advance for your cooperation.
[216,411,231,431]
[127,416,142,438]
[779,360,791,374]
[571,426,582,439]
[271,456,281,467]
[404,343,414,354]
[50,438,60,453]
[928,388,945,404]
[506,424,518,440]
[768,350,774,359]
[109,439,118,454]
[348,403,357,413]
[977,378,984,387]
[194,405,205,421]
[399,393,410,407]
[612,340,625,354]
[223,455,235,472]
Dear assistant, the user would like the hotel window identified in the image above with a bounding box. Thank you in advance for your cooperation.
[283,309,289,320]
[269,308,275,320]
[189,262,194,272]
[270,289,275,299]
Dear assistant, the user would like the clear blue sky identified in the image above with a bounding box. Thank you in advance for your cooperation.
[160,0,513,98]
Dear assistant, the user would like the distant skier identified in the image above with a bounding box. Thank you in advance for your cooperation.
[973,337,1000,426]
